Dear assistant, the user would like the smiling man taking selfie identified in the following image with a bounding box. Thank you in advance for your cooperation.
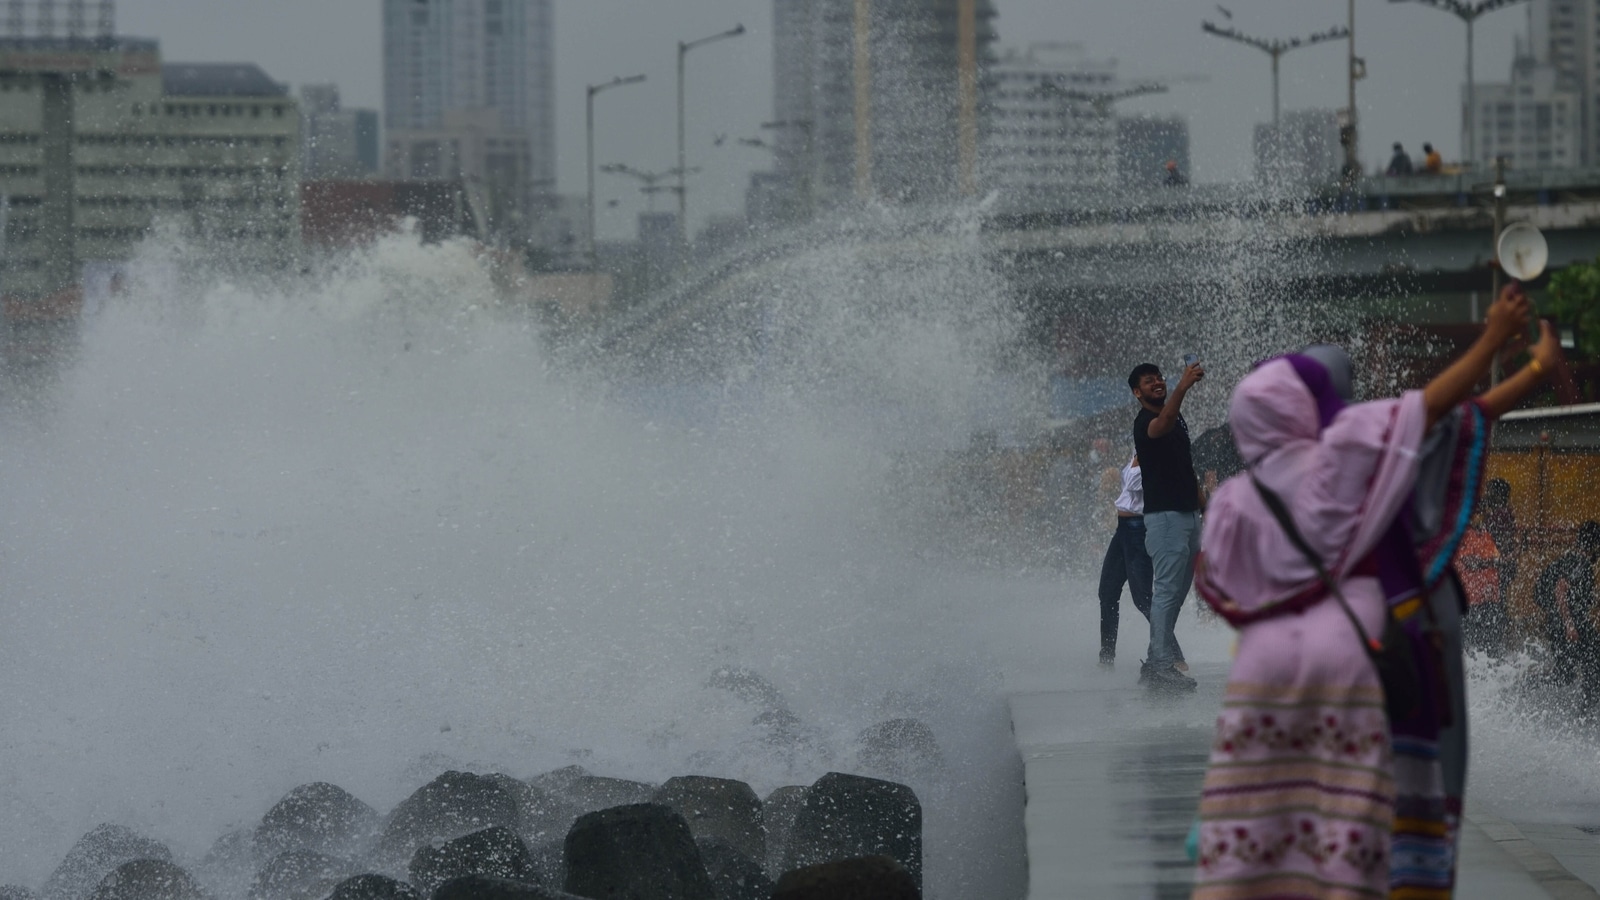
[1129,360,1204,693]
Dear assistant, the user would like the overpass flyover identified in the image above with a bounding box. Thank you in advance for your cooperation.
[596,168,1600,376]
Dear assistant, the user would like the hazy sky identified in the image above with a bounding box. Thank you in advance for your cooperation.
[119,0,1528,239]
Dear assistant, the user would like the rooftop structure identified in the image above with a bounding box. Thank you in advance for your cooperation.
[0,35,299,309]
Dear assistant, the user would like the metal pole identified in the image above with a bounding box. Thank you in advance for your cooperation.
[677,43,687,245]
[1466,16,1476,169]
[956,0,978,197]
[587,87,597,272]
[674,25,745,248]
[1347,0,1359,176]
[1271,49,1281,132]
[1491,155,1506,384]
[853,0,873,199]
[585,75,647,275]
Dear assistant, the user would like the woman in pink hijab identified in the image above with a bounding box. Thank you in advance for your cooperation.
[1190,285,1562,900]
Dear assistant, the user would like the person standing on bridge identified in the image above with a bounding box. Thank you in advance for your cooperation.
[1387,142,1414,176]
[1129,361,1205,692]
[1188,285,1563,900]
[1423,142,1444,174]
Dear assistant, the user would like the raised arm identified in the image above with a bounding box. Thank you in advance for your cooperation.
[1477,319,1564,419]
[1147,363,1204,438]
[1422,283,1531,428]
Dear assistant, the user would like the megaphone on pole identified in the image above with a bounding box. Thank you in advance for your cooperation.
[1498,222,1549,282]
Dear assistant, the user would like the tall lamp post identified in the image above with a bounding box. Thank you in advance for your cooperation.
[1388,0,1530,170]
[586,74,646,273]
[678,23,746,246]
[1201,22,1350,131]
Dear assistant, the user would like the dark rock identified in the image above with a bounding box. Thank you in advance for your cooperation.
[521,841,563,890]
[649,777,763,864]
[562,777,655,816]
[758,788,806,880]
[771,855,918,900]
[562,804,713,900]
[0,887,36,900]
[524,768,586,799]
[87,860,208,900]
[375,773,522,868]
[323,874,419,900]
[780,773,921,890]
[248,850,353,900]
[480,776,574,845]
[42,825,174,900]
[431,875,581,900]
[193,830,256,900]
[704,668,786,711]
[695,841,772,900]
[256,783,379,862]
[856,719,942,779]
[407,828,539,897]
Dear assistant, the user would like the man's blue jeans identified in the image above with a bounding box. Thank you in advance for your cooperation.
[1144,510,1200,669]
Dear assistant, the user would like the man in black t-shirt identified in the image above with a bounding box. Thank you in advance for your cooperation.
[1129,361,1204,691]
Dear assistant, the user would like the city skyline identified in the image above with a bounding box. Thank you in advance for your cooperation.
[116,0,1531,240]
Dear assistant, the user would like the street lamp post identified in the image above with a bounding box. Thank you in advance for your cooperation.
[678,23,746,246]
[1388,0,1530,170]
[586,74,646,273]
[1201,22,1350,131]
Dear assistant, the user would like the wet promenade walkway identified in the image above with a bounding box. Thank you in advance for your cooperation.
[1011,661,1600,899]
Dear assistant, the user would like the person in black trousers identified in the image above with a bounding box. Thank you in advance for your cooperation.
[1098,453,1184,669]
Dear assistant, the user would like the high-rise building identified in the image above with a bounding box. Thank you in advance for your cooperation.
[382,0,554,237]
[301,84,379,179]
[1471,44,1580,170]
[0,38,300,308]
[985,44,1120,195]
[770,0,996,211]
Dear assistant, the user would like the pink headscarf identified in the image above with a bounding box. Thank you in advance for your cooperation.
[1196,358,1431,622]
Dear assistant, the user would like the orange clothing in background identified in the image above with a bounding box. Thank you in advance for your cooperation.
[1457,524,1500,607]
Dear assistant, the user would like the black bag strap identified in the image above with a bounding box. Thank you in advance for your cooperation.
[1251,476,1385,654]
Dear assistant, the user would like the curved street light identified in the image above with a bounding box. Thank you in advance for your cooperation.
[586,74,647,272]
[677,24,746,246]
[1201,21,1350,131]
[1388,0,1531,169]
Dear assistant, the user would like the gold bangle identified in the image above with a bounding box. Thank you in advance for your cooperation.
[1528,358,1545,378]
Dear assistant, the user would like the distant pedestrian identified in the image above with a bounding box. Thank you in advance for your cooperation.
[1189,285,1562,899]
[1423,142,1443,174]
[1097,453,1185,669]
[1128,360,1205,692]
[1534,520,1600,703]
[1387,142,1414,176]
[1164,159,1188,187]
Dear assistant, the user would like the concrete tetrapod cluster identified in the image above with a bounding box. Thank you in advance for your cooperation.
[10,770,924,900]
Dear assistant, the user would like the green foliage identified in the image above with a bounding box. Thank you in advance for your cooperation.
[1547,256,1600,359]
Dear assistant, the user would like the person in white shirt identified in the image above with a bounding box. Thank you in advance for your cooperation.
[1097,455,1185,669]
